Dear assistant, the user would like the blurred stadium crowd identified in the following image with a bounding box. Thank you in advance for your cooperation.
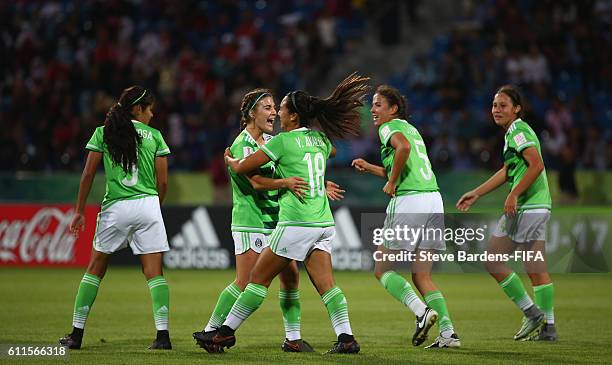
[0,1,610,195]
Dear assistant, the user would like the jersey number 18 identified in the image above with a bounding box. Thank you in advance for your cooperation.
[303,152,325,197]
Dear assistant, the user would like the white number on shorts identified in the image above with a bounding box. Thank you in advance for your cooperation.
[303,152,325,197]
[414,140,433,181]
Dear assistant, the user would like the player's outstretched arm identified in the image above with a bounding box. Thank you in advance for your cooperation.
[351,158,386,178]
[456,165,507,212]
[155,156,168,204]
[248,174,308,198]
[225,148,270,175]
[70,151,102,236]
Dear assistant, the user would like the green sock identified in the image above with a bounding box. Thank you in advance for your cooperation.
[72,273,101,329]
[279,289,301,341]
[499,272,534,313]
[147,276,169,330]
[379,271,426,316]
[424,290,455,336]
[321,286,353,336]
[205,282,242,331]
[225,283,268,330]
[534,283,554,324]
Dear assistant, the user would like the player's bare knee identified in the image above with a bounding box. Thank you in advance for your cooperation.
[234,278,249,290]
[249,270,272,287]
[279,275,299,289]
[374,268,384,281]
[484,259,502,274]
[279,264,300,288]
[411,271,431,285]
[527,272,551,286]
[86,259,107,278]
[373,261,390,281]
[315,280,335,296]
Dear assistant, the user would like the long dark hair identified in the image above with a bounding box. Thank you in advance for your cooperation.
[103,86,155,173]
[239,88,273,129]
[495,84,524,118]
[375,84,408,119]
[286,73,370,140]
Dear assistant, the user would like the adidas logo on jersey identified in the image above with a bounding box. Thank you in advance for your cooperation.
[164,207,230,269]
[331,207,373,271]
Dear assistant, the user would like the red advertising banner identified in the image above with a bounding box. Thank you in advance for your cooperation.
[0,205,98,267]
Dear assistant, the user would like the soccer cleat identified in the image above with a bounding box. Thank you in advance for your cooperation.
[193,330,223,353]
[59,333,82,349]
[149,338,172,350]
[412,307,438,346]
[514,312,544,340]
[201,325,236,350]
[425,333,461,348]
[149,330,172,350]
[525,323,557,341]
[281,338,315,352]
[324,336,360,354]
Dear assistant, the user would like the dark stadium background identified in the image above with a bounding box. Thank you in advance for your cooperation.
[0,2,611,364]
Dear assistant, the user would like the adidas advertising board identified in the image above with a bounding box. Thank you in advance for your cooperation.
[163,206,231,269]
[332,207,374,271]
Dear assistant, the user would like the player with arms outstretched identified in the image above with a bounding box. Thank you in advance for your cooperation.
[60,86,172,350]
[352,85,460,348]
[457,85,556,341]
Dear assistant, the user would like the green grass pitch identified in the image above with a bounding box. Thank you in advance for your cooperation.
[1,268,611,364]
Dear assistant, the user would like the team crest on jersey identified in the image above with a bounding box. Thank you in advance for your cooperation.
[381,125,391,139]
[513,132,527,146]
[255,237,263,248]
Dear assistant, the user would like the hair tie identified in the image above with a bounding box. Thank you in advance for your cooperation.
[131,89,147,105]
[117,102,122,107]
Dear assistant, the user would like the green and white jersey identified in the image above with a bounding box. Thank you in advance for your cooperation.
[260,127,334,228]
[378,119,439,195]
[86,120,170,209]
[229,130,279,234]
[503,118,552,211]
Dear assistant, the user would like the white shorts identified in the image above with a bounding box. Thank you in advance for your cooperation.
[268,226,335,261]
[493,209,550,243]
[232,231,269,255]
[93,196,169,255]
[383,191,446,251]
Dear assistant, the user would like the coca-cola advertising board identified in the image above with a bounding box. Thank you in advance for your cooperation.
[0,205,98,267]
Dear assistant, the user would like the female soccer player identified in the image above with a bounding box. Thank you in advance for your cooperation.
[457,85,556,341]
[193,89,321,353]
[200,74,369,354]
[59,86,172,350]
[352,85,460,348]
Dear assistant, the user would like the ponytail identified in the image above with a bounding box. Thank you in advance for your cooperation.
[104,86,154,173]
[286,73,370,140]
